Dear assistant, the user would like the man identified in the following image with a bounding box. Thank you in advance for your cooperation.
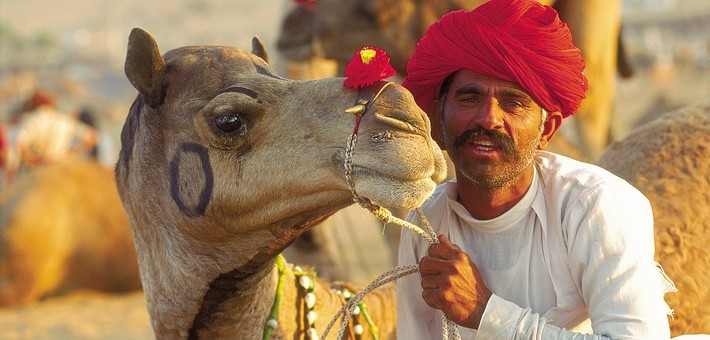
[12,90,99,168]
[396,0,675,338]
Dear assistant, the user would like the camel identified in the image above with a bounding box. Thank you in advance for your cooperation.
[595,102,710,337]
[277,0,631,161]
[0,160,141,306]
[116,27,447,339]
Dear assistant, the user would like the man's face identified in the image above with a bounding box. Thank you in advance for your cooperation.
[434,69,550,189]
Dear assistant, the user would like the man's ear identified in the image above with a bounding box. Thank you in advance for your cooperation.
[429,98,446,150]
[538,111,563,150]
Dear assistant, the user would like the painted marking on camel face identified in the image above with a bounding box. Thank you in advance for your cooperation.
[221,86,259,99]
[169,142,214,217]
[117,96,143,181]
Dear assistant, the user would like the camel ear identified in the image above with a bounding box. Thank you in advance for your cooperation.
[251,36,270,64]
[125,27,167,108]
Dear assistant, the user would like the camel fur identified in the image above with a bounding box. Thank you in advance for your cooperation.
[0,160,141,306]
[596,102,710,337]
[116,28,447,339]
[277,0,631,160]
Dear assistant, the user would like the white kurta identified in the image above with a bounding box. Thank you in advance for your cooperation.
[397,151,675,339]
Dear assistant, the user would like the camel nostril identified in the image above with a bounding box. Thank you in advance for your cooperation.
[364,83,428,134]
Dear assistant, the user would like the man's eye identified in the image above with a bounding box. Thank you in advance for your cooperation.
[505,100,525,109]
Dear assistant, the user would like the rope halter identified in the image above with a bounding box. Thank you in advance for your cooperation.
[328,81,461,340]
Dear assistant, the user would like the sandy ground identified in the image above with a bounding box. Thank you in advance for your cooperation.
[0,291,152,339]
[0,0,708,339]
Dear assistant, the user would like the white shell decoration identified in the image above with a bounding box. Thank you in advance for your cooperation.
[305,292,316,309]
[306,327,319,340]
[299,275,311,290]
[306,310,318,325]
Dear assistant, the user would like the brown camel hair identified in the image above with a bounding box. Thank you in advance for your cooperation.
[0,160,141,306]
[596,102,710,337]
[277,0,629,161]
[116,28,448,339]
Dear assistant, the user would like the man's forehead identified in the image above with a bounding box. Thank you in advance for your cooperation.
[451,69,529,94]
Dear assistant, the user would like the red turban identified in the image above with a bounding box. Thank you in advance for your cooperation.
[402,0,587,118]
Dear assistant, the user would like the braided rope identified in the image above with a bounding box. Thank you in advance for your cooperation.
[322,264,419,339]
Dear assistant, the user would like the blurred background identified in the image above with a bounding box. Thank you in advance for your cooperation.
[0,0,708,338]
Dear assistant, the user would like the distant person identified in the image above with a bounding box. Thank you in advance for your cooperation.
[0,123,7,169]
[396,0,675,338]
[0,122,10,188]
[77,107,100,159]
[9,89,57,124]
[11,90,99,169]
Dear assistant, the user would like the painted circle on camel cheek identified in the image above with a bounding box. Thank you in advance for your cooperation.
[169,142,214,217]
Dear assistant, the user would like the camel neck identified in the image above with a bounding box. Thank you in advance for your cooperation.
[188,252,277,339]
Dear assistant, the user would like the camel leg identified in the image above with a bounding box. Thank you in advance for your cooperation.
[554,0,621,161]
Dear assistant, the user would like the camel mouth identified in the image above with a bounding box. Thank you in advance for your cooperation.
[349,164,434,184]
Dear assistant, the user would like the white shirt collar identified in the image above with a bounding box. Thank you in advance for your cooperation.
[444,167,540,233]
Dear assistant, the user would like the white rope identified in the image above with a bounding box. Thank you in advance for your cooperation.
[320,204,461,339]
[334,87,461,339]
[322,264,419,339]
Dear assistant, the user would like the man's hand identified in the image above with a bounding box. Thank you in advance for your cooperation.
[419,234,492,329]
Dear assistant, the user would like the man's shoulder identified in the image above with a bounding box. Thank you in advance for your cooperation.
[536,151,626,187]
[535,151,647,204]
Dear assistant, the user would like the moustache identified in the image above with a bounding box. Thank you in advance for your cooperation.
[453,128,514,153]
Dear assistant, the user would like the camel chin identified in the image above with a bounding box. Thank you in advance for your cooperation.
[354,174,439,210]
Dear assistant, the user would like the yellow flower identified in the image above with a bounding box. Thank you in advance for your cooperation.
[360,49,377,64]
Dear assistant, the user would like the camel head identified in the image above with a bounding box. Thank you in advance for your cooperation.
[116,27,446,337]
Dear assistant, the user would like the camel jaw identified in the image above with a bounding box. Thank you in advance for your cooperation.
[348,167,440,210]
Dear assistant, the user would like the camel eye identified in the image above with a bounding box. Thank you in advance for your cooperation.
[215,115,243,134]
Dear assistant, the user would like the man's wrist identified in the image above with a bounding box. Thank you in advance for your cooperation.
[464,292,492,329]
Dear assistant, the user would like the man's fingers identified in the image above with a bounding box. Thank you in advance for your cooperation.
[428,235,463,258]
[438,234,452,246]
[421,287,444,310]
[438,234,462,251]
[420,274,440,289]
[419,255,447,274]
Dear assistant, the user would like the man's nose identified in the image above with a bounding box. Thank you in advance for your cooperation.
[471,98,504,130]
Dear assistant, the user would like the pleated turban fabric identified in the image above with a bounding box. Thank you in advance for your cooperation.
[402,0,588,118]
